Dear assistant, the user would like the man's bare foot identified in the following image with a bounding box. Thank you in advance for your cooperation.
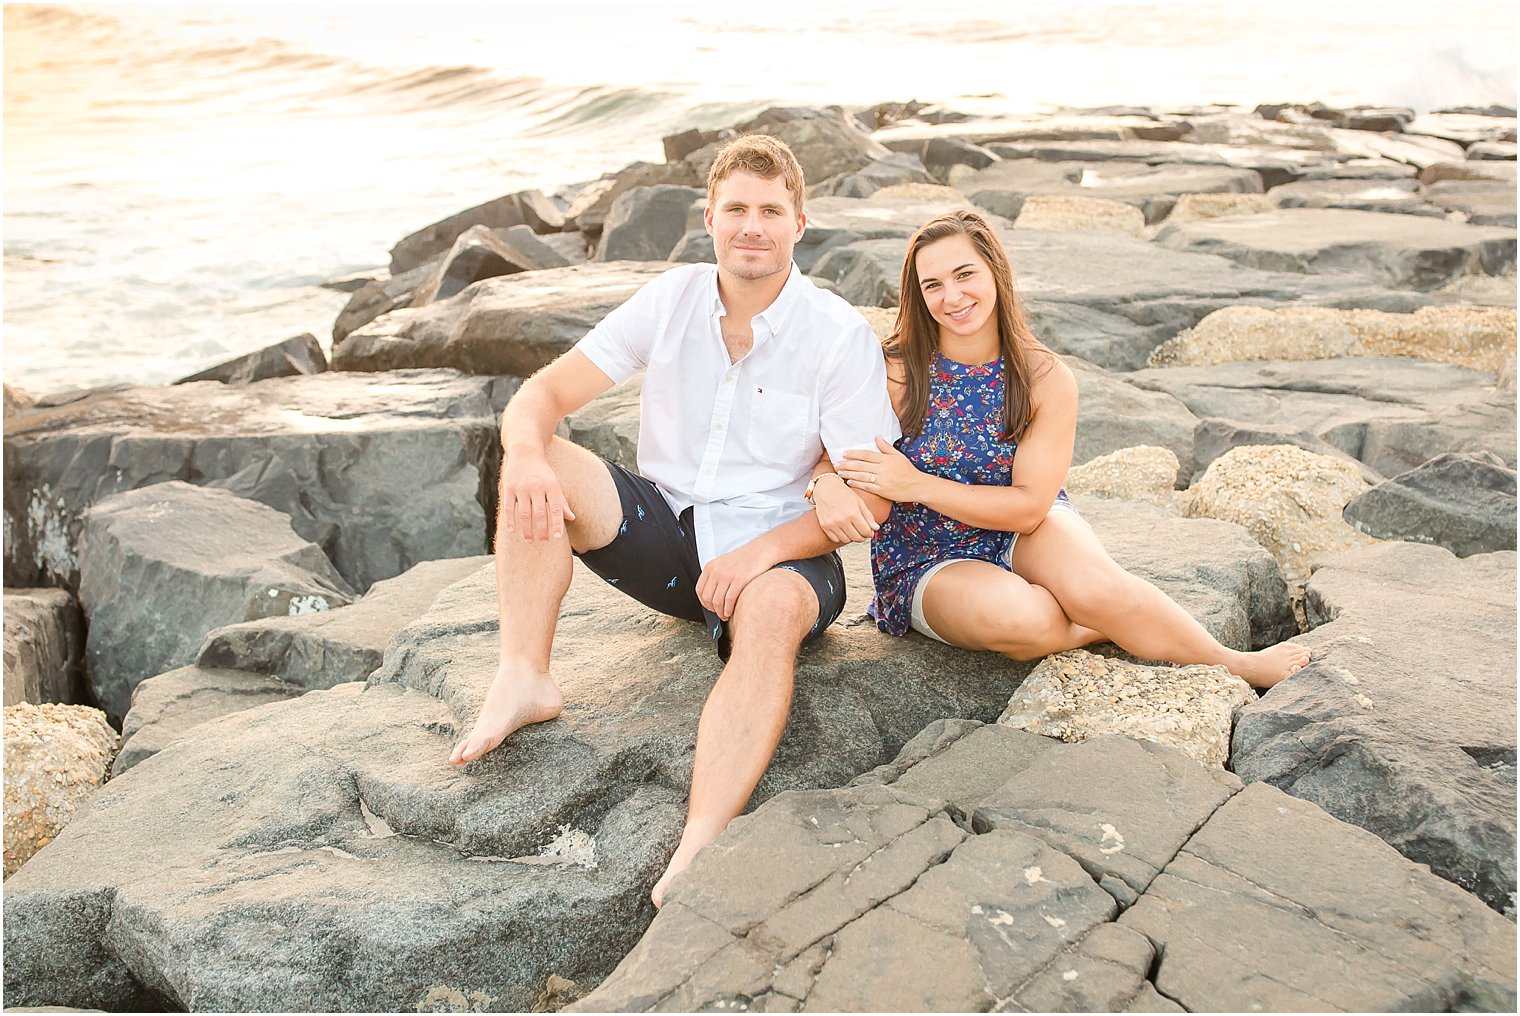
[449,668,563,765]
[1226,642,1311,689]
[651,821,724,909]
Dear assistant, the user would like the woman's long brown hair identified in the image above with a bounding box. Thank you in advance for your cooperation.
[884,209,1044,442]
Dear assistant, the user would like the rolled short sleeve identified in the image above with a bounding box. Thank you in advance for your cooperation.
[818,321,902,461]
[573,276,664,385]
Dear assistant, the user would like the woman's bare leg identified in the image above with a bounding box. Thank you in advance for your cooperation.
[918,560,1105,659]
[1009,510,1308,688]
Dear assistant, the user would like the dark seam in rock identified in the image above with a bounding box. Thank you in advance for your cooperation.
[1169,924,1344,1010]
[645,904,745,1010]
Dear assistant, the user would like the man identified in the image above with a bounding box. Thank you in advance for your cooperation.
[450,134,900,907]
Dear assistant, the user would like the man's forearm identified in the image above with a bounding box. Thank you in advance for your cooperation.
[502,379,564,458]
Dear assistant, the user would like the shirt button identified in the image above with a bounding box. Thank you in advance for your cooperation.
[723,373,735,383]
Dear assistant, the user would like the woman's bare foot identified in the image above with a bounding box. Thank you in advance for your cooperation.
[651,821,724,909]
[449,667,564,765]
[1225,642,1311,690]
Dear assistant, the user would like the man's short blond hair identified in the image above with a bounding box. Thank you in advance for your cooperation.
[706,134,806,216]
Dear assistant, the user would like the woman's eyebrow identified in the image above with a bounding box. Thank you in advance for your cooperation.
[920,262,976,284]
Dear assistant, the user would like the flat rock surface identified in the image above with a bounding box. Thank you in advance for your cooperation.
[3,369,513,593]
[1232,541,1517,913]
[3,588,84,707]
[580,724,1516,1011]
[1,500,1298,1011]
[112,666,294,776]
[332,261,673,377]
[1153,208,1516,289]
[1127,356,1517,479]
[78,482,355,725]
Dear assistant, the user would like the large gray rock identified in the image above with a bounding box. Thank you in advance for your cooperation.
[1268,177,1446,217]
[808,151,935,198]
[112,666,293,776]
[1425,179,1518,227]
[565,162,703,238]
[719,108,892,186]
[332,258,439,342]
[1121,782,1516,1011]
[1342,451,1517,556]
[1070,364,1199,479]
[1191,416,1385,485]
[389,189,564,274]
[1232,541,1517,913]
[410,224,572,306]
[114,555,490,774]
[1127,356,1517,479]
[595,185,704,262]
[0,500,1296,1011]
[332,261,675,376]
[808,237,904,307]
[964,159,1263,222]
[78,482,354,725]
[3,370,513,594]
[1154,208,1516,289]
[983,139,1337,188]
[2,589,84,706]
[559,375,641,471]
[879,136,998,185]
[174,333,327,386]
[581,725,1516,1011]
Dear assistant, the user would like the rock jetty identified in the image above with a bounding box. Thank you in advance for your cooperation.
[3,98,1514,1012]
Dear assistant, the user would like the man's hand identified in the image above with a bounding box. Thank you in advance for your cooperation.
[502,453,577,542]
[696,543,773,622]
[812,472,877,544]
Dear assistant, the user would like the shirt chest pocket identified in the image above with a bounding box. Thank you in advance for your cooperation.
[746,389,813,469]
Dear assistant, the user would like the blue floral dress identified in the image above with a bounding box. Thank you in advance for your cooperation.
[868,350,1074,636]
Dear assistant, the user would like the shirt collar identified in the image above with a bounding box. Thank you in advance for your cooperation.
[708,262,803,335]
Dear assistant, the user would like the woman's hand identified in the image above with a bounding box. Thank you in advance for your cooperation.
[837,436,927,504]
[811,472,877,544]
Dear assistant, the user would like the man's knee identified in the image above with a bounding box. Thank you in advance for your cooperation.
[729,569,818,645]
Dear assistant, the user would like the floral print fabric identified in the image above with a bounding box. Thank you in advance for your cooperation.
[868,350,1070,636]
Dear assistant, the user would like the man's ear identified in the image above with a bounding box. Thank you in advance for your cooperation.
[795,212,806,241]
[704,204,714,236]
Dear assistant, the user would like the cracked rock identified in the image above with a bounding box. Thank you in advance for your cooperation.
[1232,541,1517,913]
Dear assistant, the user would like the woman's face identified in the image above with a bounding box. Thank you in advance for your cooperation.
[914,233,999,345]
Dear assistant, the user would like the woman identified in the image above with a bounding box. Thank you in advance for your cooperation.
[814,209,1307,688]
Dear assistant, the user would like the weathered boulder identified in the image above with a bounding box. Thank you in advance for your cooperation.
[3,369,512,594]
[3,703,116,878]
[3,588,84,706]
[1419,159,1518,187]
[411,224,572,306]
[1068,364,1198,479]
[962,159,1263,223]
[1343,451,1517,556]
[1190,416,1384,486]
[1163,192,1275,221]
[565,162,702,238]
[1127,356,1517,478]
[332,261,675,376]
[1014,195,1146,237]
[1120,781,1516,1010]
[116,555,490,775]
[0,501,1297,1011]
[1425,179,1518,227]
[808,237,903,307]
[1153,208,1516,289]
[998,650,1254,769]
[1267,177,1445,217]
[113,667,293,776]
[595,185,704,262]
[174,333,327,386]
[668,228,715,264]
[983,140,1334,189]
[808,151,935,198]
[1469,141,1519,161]
[332,258,438,342]
[5,382,36,415]
[1232,541,1517,914]
[389,189,564,274]
[559,375,641,471]
[78,482,354,725]
[878,136,998,185]
[721,108,893,186]
[1064,445,1182,508]
[1185,445,1374,595]
[581,724,1515,1011]
[1149,304,1517,373]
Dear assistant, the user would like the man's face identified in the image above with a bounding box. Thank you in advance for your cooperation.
[704,170,805,283]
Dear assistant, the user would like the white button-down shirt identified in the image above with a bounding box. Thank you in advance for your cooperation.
[576,262,901,565]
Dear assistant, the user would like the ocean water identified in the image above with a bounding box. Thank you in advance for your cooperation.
[3,1,1515,396]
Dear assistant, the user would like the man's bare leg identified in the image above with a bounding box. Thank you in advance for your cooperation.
[651,568,817,907]
[450,437,623,765]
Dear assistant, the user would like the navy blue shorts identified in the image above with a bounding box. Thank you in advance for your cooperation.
[575,460,846,660]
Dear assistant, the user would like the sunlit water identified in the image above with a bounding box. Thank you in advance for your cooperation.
[3,2,1514,395]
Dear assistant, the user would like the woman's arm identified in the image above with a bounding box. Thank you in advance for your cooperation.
[839,351,1078,535]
